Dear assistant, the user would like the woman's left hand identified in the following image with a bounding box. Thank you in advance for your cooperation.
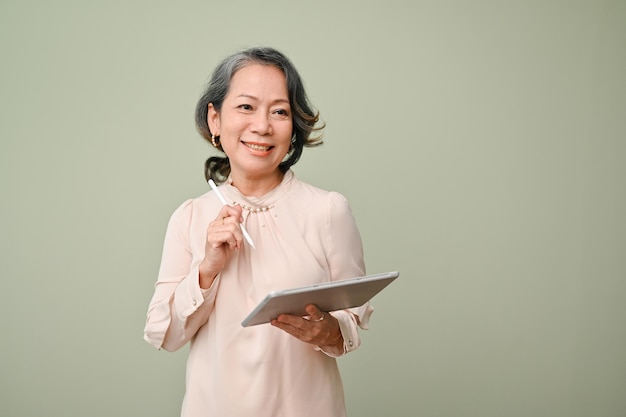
[271,304,343,350]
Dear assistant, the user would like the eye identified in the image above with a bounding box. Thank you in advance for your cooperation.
[271,108,290,118]
[237,104,253,111]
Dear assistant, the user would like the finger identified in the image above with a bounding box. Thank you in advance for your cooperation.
[271,317,313,341]
[206,222,243,251]
[209,230,239,250]
[305,304,324,321]
[218,205,244,223]
[272,314,328,345]
[275,312,323,334]
[274,313,306,328]
[210,207,245,242]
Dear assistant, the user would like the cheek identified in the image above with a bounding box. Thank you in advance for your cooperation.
[279,124,294,145]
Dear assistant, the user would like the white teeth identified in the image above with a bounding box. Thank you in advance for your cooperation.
[245,143,271,151]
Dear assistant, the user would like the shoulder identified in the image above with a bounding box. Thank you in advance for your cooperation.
[167,190,220,227]
[291,175,344,199]
[289,175,354,218]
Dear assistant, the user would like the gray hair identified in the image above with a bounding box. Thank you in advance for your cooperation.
[195,47,323,182]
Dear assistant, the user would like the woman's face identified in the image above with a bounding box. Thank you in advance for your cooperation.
[208,64,293,184]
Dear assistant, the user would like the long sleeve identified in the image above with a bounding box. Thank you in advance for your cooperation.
[317,192,374,357]
[143,199,217,351]
[143,172,373,416]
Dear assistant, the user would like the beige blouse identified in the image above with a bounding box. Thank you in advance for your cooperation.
[144,170,373,417]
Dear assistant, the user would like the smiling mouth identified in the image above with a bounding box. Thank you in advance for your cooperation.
[243,142,273,152]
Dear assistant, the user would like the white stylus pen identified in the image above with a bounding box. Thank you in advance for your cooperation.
[208,179,256,249]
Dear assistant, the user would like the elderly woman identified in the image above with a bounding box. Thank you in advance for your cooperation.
[144,46,373,417]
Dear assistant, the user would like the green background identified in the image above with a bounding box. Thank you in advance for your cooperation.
[1,1,625,416]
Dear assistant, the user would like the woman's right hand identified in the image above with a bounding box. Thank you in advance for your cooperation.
[198,204,244,289]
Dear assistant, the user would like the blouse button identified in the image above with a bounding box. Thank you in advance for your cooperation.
[192,298,197,306]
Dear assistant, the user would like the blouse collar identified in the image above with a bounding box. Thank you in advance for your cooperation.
[223,170,294,209]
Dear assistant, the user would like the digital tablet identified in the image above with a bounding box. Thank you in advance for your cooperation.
[241,271,399,327]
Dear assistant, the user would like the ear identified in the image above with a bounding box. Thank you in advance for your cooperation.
[207,103,220,136]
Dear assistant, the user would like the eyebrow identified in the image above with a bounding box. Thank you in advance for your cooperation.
[235,94,290,105]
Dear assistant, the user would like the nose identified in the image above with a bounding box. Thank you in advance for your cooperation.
[250,112,272,136]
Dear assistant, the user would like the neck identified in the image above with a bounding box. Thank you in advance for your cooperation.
[230,170,285,197]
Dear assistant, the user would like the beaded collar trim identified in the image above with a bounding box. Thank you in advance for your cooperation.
[233,202,275,213]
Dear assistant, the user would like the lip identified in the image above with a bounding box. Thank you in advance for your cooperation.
[241,140,274,154]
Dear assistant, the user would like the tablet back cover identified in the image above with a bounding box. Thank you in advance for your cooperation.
[241,271,399,327]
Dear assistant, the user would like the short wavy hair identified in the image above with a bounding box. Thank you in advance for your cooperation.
[195,47,324,183]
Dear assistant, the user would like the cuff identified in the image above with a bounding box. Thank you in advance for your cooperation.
[316,310,361,358]
[174,266,219,319]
